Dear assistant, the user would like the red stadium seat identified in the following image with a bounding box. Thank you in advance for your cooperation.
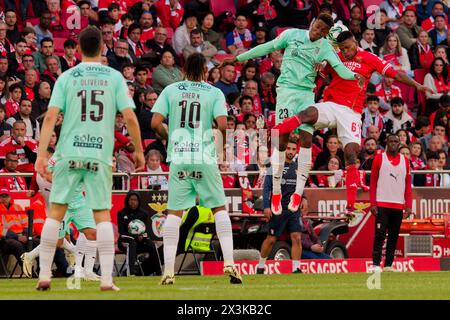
[210,0,236,16]
[53,37,66,55]
[363,0,383,8]
[276,27,291,36]
[414,68,429,116]
[394,81,415,111]
[165,27,174,45]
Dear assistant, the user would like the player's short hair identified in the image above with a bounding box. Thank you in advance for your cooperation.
[390,97,404,106]
[79,26,102,57]
[317,13,334,29]
[336,31,355,43]
[366,95,379,103]
[184,52,207,82]
[288,139,298,145]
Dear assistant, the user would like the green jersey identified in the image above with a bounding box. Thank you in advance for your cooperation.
[152,81,227,165]
[48,62,135,165]
[237,29,356,90]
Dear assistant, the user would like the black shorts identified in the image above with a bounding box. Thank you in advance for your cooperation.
[268,210,303,237]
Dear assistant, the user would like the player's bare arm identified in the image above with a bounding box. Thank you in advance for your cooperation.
[35,107,60,177]
[121,108,145,172]
[394,72,435,94]
[151,112,168,140]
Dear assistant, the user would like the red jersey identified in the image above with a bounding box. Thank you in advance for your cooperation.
[141,27,155,43]
[0,168,28,190]
[0,137,38,172]
[374,83,402,104]
[323,48,398,114]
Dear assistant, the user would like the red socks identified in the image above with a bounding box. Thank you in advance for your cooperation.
[272,115,302,135]
[346,165,359,210]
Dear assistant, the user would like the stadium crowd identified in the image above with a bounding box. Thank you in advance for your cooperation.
[0,0,449,275]
[0,0,446,192]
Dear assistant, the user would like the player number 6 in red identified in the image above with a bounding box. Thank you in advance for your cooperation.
[351,122,361,132]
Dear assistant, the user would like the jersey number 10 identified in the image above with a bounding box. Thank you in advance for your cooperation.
[179,100,201,129]
[77,90,104,122]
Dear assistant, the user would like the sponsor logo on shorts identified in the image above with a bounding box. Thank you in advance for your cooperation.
[73,134,103,149]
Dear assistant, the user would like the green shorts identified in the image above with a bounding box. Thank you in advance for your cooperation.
[58,205,96,239]
[50,158,113,210]
[276,87,315,134]
[167,164,226,211]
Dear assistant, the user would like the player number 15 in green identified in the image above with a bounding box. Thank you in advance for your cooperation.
[77,90,105,122]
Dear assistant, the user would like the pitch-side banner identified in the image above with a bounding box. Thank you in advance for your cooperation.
[201,258,441,275]
[304,188,450,219]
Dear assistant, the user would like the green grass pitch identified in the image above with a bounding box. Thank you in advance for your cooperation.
[2,272,450,300]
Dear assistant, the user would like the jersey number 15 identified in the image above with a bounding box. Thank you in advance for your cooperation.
[77,90,104,122]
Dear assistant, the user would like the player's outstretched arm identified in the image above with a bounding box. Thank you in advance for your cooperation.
[35,107,59,176]
[122,108,145,172]
[394,72,435,95]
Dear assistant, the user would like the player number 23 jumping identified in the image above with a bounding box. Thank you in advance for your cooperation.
[77,90,105,122]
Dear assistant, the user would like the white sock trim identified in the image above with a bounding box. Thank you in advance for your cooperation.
[258,257,267,268]
[295,147,312,195]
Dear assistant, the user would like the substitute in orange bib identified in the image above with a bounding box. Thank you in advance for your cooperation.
[369,134,413,272]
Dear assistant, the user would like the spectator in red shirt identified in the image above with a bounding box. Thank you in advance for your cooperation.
[0,21,15,57]
[375,76,403,112]
[155,0,184,30]
[0,151,28,190]
[219,162,237,189]
[21,28,38,54]
[5,83,23,118]
[139,11,156,42]
[410,141,426,170]
[23,69,38,101]
[0,120,37,173]
[6,99,40,141]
